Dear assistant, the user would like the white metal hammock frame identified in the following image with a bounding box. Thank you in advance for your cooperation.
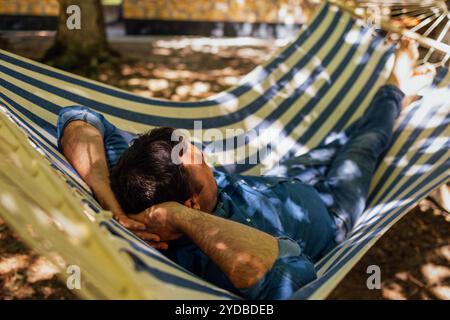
[331,0,450,66]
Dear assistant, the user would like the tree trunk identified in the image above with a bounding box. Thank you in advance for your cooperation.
[0,32,8,50]
[43,0,116,73]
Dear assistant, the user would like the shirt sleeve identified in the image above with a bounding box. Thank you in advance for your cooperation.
[238,236,317,300]
[56,106,135,168]
[56,106,108,149]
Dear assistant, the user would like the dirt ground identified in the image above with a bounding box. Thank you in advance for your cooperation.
[0,32,449,300]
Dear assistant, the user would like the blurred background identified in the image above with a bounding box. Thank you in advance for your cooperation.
[0,0,449,300]
[0,0,312,37]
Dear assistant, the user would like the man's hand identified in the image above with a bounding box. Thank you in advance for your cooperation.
[114,210,169,250]
[144,202,185,242]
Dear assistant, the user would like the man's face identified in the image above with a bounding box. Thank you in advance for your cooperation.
[129,142,218,229]
[181,143,218,213]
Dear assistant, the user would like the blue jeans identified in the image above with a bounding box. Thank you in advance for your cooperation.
[271,85,404,243]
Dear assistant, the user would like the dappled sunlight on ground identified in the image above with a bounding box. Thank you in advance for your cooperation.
[104,38,280,101]
[329,194,450,300]
[0,217,76,300]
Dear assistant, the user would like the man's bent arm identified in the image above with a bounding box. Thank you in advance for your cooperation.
[61,121,121,213]
[60,121,163,245]
[150,203,279,289]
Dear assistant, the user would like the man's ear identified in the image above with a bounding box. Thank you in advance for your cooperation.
[184,197,201,210]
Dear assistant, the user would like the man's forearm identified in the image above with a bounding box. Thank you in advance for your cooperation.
[173,207,278,289]
[60,121,124,214]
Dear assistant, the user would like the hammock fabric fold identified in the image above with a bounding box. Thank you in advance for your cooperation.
[0,2,449,299]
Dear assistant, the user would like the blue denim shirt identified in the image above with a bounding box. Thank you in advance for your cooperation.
[165,170,337,299]
[56,105,337,299]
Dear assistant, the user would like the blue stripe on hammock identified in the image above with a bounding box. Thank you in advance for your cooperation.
[367,103,448,205]
[102,221,206,275]
[125,250,239,299]
[282,37,391,159]
[204,20,364,153]
[367,104,428,204]
[375,139,450,205]
[101,221,238,299]
[0,95,97,197]
[0,3,330,108]
[371,122,449,204]
[433,67,448,86]
[0,92,82,177]
[358,144,450,236]
[367,70,449,204]
[0,11,343,129]
[217,36,392,173]
[0,90,57,136]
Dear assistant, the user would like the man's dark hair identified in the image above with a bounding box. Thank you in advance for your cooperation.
[110,127,193,214]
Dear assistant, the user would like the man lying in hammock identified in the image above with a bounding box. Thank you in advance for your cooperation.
[57,39,435,299]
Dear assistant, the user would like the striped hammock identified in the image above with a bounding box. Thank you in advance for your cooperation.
[0,2,449,299]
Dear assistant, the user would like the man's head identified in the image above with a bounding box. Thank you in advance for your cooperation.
[110,127,217,216]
